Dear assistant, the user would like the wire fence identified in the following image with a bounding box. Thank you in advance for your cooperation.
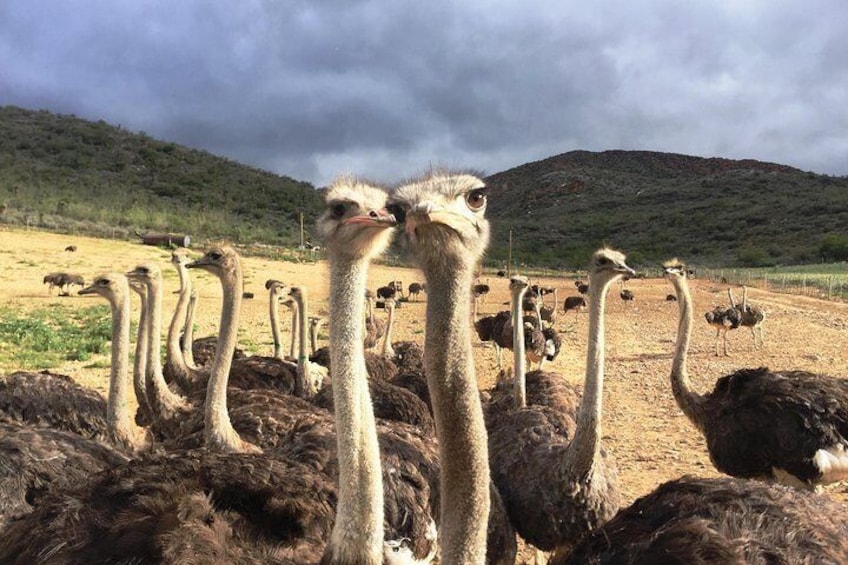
[697,266,848,303]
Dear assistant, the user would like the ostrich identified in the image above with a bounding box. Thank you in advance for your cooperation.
[620,288,634,305]
[379,297,426,375]
[164,251,204,391]
[181,289,199,369]
[555,476,848,564]
[64,245,77,252]
[308,316,324,356]
[265,279,290,359]
[538,287,559,325]
[389,171,518,564]
[127,277,155,426]
[376,284,398,300]
[364,293,386,349]
[666,293,677,301]
[486,249,631,555]
[563,294,587,315]
[314,178,434,563]
[126,263,192,438]
[575,280,589,295]
[664,259,848,490]
[729,285,766,349]
[408,282,425,301]
[472,281,491,301]
[704,304,741,356]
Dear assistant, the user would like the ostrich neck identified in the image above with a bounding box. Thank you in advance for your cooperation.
[380,305,395,357]
[204,267,257,453]
[132,288,152,422]
[146,279,187,411]
[294,291,312,396]
[325,256,384,564]
[424,266,490,564]
[183,290,198,368]
[108,289,146,451]
[270,291,284,360]
[670,276,707,430]
[165,263,199,390]
[566,275,611,475]
[511,286,528,408]
[289,303,298,361]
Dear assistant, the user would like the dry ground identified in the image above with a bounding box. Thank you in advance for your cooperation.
[3,226,848,545]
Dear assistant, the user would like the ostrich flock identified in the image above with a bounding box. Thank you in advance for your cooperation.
[1,171,848,564]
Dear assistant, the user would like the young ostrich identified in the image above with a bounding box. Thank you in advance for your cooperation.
[729,285,766,349]
[556,475,848,564]
[665,260,848,490]
[389,171,518,565]
[487,249,632,556]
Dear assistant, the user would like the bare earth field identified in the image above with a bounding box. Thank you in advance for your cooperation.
[3,226,848,546]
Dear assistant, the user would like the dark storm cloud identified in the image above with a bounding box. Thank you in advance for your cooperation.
[1,0,846,185]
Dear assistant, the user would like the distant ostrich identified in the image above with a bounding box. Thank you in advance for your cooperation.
[496,270,507,277]
[664,259,848,490]
[390,171,518,563]
[475,310,512,367]
[666,293,677,301]
[704,304,741,356]
[620,288,634,305]
[364,293,386,349]
[408,282,425,301]
[729,286,766,349]
[575,280,589,295]
[538,287,559,325]
[563,294,587,315]
[556,476,848,564]
[376,284,398,300]
[43,272,85,296]
[64,245,77,252]
[473,281,491,301]
[486,249,632,554]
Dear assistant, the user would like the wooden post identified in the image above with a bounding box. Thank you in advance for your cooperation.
[508,229,513,276]
[300,212,305,249]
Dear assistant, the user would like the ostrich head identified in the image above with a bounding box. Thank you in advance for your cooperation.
[590,248,636,285]
[171,251,190,267]
[662,258,687,281]
[388,171,490,271]
[265,278,285,290]
[509,275,529,296]
[316,176,397,260]
[126,262,162,287]
[186,246,240,277]
[79,272,129,299]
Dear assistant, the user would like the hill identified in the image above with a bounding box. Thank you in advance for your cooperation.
[484,150,848,269]
[0,105,323,246]
[2,106,847,268]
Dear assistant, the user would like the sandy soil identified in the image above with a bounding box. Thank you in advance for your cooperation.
[3,226,848,551]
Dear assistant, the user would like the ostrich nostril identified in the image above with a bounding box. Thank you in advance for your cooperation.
[369,210,379,218]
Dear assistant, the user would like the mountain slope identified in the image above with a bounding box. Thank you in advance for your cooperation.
[484,150,848,268]
[0,105,323,245]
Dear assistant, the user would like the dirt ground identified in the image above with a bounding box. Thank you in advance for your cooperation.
[3,226,848,544]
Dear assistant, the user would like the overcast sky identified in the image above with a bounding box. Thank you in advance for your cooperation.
[2,0,846,186]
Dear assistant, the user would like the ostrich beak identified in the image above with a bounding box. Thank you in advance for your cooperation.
[342,208,397,227]
[78,284,96,296]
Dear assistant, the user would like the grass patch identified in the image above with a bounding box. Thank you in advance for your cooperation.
[0,304,111,371]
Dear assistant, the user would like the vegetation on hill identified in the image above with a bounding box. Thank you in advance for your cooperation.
[0,105,323,246]
[484,150,848,269]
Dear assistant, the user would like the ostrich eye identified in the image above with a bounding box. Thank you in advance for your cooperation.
[99,279,110,286]
[330,203,347,219]
[597,257,610,266]
[386,203,406,224]
[209,251,222,261]
[466,188,488,210]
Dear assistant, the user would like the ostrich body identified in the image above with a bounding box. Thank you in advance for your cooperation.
[0,422,129,528]
[390,172,517,564]
[665,260,848,489]
[555,476,848,564]
[487,249,632,554]
[0,371,108,440]
[620,288,634,305]
[729,286,766,349]
[563,295,587,315]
